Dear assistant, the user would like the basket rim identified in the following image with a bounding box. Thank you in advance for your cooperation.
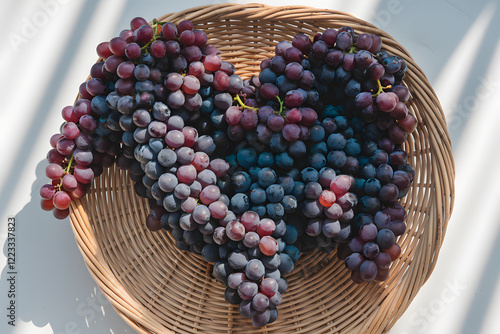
[69,3,455,334]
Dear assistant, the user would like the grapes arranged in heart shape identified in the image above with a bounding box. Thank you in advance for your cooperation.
[40,17,417,327]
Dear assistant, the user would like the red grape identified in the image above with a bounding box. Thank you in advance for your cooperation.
[256,218,275,237]
[226,220,245,241]
[53,191,71,210]
[240,211,260,232]
[259,236,278,256]
[53,208,70,219]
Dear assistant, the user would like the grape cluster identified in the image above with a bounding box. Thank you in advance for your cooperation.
[237,27,417,284]
[210,215,293,326]
[40,101,107,219]
[39,17,238,220]
[337,202,406,282]
[39,17,419,327]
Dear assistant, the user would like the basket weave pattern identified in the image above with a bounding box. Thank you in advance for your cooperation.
[69,3,455,333]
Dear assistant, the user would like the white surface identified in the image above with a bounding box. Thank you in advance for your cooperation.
[0,0,498,333]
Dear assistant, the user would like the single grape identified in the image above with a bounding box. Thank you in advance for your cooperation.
[256,219,276,237]
[252,293,269,312]
[226,220,246,241]
[228,251,249,270]
[246,259,265,281]
[243,231,260,248]
[228,272,247,290]
[345,253,364,271]
[238,281,258,301]
[46,163,65,180]
[359,260,378,281]
[62,174,78,191]
[330,175,351,196]
[40,184,57,200]
[260,277,278,297]
[259,236,278,256]
[53,191,72,210]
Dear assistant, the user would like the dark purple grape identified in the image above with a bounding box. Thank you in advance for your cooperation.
[356,33,373,50]
[336,31,353,51]
[388,124,408,144]
[376,92,397,112]
[370,149,389,166]
[285,62,304,81]
[292,33,313,54]
[392,170,412,190]
[270,56,287,74]
[354,50,373,68]
[348,237,365,253]
[359,223,378,242]
[368,34,382,53]
[311,40,329,58]
[283,47,303,63]
[390,101,409,120]
[260,83,279,100]
[377,164,394,183]
[252,310,271,327]
[344,79,361,97]
[325,49,343,68]
[275,40,292,56]
[391,85,410,102]
[374,252,391,269]
[359,260,378,281]
[252,293,269,312]
[345,253,364,271]
[299,70,316,90]
[354,92,373,109]
[399,114,418,133]
[389,149,413,166]
[367,63,385,81]
[321,28,338,46]
[379,183,399,202]
[389,220,407,236]
[376,229,396,249]
[284,89,306,108]
[342,53,355,71]
[238,281,258,300]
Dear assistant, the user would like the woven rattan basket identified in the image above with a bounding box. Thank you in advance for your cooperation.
[68,3,455,333]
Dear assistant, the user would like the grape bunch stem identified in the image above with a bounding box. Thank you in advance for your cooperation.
[65,154,74,174]
[347,45,358,54]
[54,153,75,191]
[372,79,392,97]
[141,19,164,51]
[233,94,259,111]
[275,95,285,116]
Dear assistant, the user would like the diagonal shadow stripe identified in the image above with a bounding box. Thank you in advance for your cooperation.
[0,0,101,219]
[458,205,500,334]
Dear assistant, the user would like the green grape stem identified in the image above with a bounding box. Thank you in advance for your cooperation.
[141,20,164,51]
[233,94,259,111]
[347,45,358,54]
[372,79,392,97]
[55,154,75,191]
[65,154,74,174]
[275,95,286,116]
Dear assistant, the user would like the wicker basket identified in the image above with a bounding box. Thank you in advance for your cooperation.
[68,3,455,333]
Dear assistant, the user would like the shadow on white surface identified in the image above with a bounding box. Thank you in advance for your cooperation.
[458,225,500,334]
[1,2,135,333]
[1,160,132,333]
